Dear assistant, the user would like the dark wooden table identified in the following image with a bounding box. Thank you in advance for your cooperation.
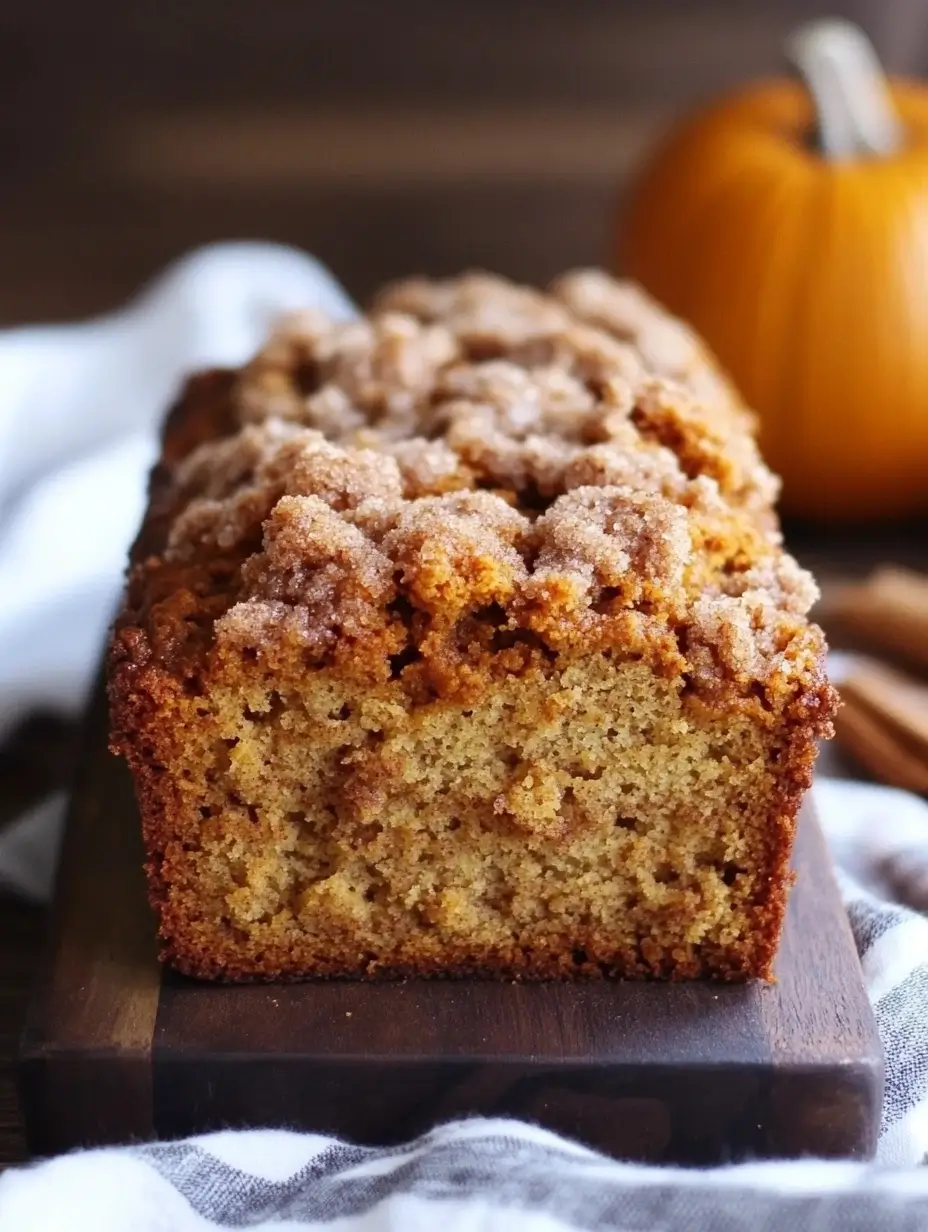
[0,903,44,1167]
[0,718,76,1167]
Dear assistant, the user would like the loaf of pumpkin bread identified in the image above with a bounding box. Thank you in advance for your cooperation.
[108,269,836,982]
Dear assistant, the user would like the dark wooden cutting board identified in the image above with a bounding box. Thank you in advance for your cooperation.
[19,684,883,1164]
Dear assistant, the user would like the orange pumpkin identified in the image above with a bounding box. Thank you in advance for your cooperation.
[619,20,928,521]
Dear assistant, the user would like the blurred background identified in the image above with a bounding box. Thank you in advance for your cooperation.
[2,0,928,1166]
[2,0,926,322]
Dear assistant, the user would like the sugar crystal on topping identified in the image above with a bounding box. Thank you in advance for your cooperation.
[148,269,821,695]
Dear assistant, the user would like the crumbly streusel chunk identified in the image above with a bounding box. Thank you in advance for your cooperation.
[150,270,818,696]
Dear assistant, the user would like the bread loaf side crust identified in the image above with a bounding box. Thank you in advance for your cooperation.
[109,270,836,982]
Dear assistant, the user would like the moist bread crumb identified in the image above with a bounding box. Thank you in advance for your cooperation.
[109,269,836,982]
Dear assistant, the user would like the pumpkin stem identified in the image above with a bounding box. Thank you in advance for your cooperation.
[786,19,903,159]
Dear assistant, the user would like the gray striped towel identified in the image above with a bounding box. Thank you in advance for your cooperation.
[4,775,928,1231]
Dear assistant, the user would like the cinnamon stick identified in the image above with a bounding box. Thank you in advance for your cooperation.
[835,659,928,792]
[820,567,928,672]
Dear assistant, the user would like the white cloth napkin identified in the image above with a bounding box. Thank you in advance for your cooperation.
[0,240,355,744]
[0,241,355,900]
[3,246,928,1230]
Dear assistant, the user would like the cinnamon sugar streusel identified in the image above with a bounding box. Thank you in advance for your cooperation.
[109,269,836,982]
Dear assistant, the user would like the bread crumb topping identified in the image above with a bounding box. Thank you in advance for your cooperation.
[144,270,821,699]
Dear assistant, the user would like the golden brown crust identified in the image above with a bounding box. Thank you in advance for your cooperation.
[108,268,836,984]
